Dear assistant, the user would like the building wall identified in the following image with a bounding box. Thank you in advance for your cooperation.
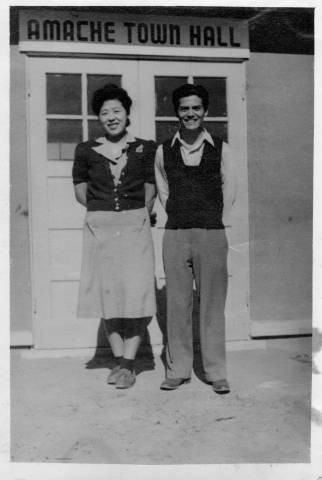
[10,45,32,335]
[10,46,314,342]
[247,53,313,330]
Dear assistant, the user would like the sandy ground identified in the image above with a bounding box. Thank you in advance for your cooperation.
[11,337,312,464]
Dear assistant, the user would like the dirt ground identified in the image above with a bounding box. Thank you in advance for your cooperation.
[10,337,312,464]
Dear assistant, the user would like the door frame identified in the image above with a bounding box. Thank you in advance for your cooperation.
[26,55,249,348]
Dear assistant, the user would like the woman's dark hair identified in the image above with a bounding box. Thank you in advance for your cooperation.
[172,83,209,114]
[91,83,133,116]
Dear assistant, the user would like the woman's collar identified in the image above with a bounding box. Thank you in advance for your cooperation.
[95,131,137,145]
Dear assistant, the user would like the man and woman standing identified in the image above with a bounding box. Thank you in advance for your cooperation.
[72,82,236,392]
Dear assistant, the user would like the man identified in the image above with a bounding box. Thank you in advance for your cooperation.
[155,83,236,393]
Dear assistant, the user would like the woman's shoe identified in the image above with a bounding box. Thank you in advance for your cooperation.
[115,368,136,389]
[106,365,121,385]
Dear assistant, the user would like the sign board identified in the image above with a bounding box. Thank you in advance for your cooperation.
[19,9,249,50]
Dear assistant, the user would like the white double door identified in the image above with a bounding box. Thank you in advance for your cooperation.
[27,57,249,348]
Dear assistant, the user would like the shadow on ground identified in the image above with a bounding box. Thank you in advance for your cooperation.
[85,284,209,381]
[84,319,155,375]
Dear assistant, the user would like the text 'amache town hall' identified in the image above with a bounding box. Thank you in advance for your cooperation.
[26,18,242,47]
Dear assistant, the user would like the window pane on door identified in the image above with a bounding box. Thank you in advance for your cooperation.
[155,76,187,116]
[47,74,81,115]
[47,120,82,161]
[155,121,179,144]
[193,77,227,117]
[204,121,228,143]
[88,120,104,140]
[87,74,122,115]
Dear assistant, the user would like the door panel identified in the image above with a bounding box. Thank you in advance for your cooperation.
[49,230,82,280]
[28,58,139,348]
[139,61,249,340]
[50,282,99,348]
[48,178,84,229]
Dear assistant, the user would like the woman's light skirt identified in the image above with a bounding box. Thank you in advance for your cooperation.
[77,208,156,319]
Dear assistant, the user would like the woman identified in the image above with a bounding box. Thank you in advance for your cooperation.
[72,84,157,389]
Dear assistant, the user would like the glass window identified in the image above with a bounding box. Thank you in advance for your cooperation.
[204,121,228,143]
[87,74,122,115]
[156,121,179,144]
[47,120,82,161]
[88,120,105,140]
[155,76,187,116]
[193,77,227,117]
[47,74,81,115]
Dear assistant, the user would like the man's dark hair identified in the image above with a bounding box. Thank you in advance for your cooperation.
[91,83,132,116]
[172,83,209,114]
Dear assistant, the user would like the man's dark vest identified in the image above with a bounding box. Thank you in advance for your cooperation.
[163,136,224,229]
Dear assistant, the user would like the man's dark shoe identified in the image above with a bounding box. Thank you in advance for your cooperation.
[160,377,191,390]
[106,365,121,385]
[212,379,230,394]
